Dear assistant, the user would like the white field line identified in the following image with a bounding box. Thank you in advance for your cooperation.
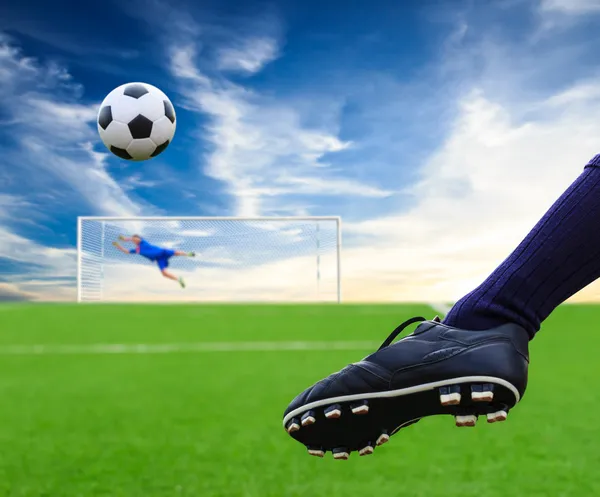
[0,340,381,355]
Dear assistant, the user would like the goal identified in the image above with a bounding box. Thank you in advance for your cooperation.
[77,216,342,303]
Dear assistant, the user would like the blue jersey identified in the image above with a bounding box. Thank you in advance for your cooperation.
[130,239,165,261]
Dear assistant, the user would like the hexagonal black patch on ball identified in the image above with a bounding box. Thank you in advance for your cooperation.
[110,146,132,160]
[128,114,153,139]
[151,140,170,157]
[123,84,149,99]
[163,100,175,123]
[98,106,112,130]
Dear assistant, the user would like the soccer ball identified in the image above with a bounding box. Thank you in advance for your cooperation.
[97,82,176,161]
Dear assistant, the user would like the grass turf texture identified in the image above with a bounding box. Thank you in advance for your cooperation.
[0,303,599,496]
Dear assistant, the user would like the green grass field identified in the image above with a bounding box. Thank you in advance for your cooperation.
[0,303,599,497]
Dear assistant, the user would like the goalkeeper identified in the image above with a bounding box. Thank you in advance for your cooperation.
[112,234,195,288]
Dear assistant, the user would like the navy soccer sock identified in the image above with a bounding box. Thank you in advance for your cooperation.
[444,154,600,339]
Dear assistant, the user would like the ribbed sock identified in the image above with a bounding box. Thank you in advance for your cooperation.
[444,154,600,339]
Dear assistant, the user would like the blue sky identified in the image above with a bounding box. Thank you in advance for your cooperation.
[4,0,600,302]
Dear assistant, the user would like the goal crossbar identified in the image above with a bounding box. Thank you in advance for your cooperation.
[78,216,341,221]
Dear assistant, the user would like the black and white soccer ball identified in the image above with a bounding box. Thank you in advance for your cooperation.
[97,82,176,161]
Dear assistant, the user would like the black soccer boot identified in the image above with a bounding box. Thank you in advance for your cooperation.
[282,316,529,459]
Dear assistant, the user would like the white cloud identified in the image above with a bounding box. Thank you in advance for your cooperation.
[0,35,152,298]
[170,44,390,216]
[0,36,143,218]
[19,98,98,139]
[337,80,600,303]
[6,279,76,301]
[0,193,35,216]
[0,282,37,301]
[122,173,159,191]
[0,223,76,288]
[216,36,279,74]
[0,195,77,280]
[18,140,142,218]
[274,176,393,198]
[539,0,600,14]
[171,44,212,85]
[536,0,600,32]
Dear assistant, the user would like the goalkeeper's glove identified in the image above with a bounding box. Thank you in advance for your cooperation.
[118,235,126,241]
[112,241,118,246]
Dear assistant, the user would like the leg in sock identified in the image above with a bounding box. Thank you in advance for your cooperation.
[444,154,600,339]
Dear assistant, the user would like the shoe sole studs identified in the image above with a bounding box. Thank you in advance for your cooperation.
[301,411,316,427]
[455,414,477,427]
[376,432,390,446]
[487,410,508,423]
[351,401,370,415]
[440,392,461,406]
[324,404,342,419]
[307,447,325,458]
[333,448,349,460]
[439,386,462,406]
[471,383,494,402]
[359,445,374,456]
[286,420,300,434]
[288,379,519,458]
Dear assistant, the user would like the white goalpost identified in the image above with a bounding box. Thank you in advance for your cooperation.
[77,216,342,303]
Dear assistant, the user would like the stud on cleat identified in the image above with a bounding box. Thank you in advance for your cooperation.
[455,414,477,427]
[439,385,462,406]
[487,410,508,423]
[359,444,374,456]
[471,383,494,402]
[301,411,316,427]
[332,448,349,460]
[376,431,390,446]
[286,419,300,434]
[351,400,369,415]
[307,447,325,458]
[324,404,342,419]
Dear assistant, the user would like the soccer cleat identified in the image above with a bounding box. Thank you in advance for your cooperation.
[286,420,301,434]
[375,432,390,446]
[351,400,369,415]
[301,411,316,427]
[179,277,186,289]
[487,410,508,423]
[324,404,342,419]
[332,448,349,460]
[471,384,494,402]
[439,385,461,406]
[188,252,196,257]
[455,414,477,427]
[358,444,374,456]
[307,447,325,458]
[282,316,529,457]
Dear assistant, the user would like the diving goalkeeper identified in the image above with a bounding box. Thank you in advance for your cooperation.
[112,234,195,288]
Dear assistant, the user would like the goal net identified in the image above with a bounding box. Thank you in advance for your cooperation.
[77,217,341,303]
